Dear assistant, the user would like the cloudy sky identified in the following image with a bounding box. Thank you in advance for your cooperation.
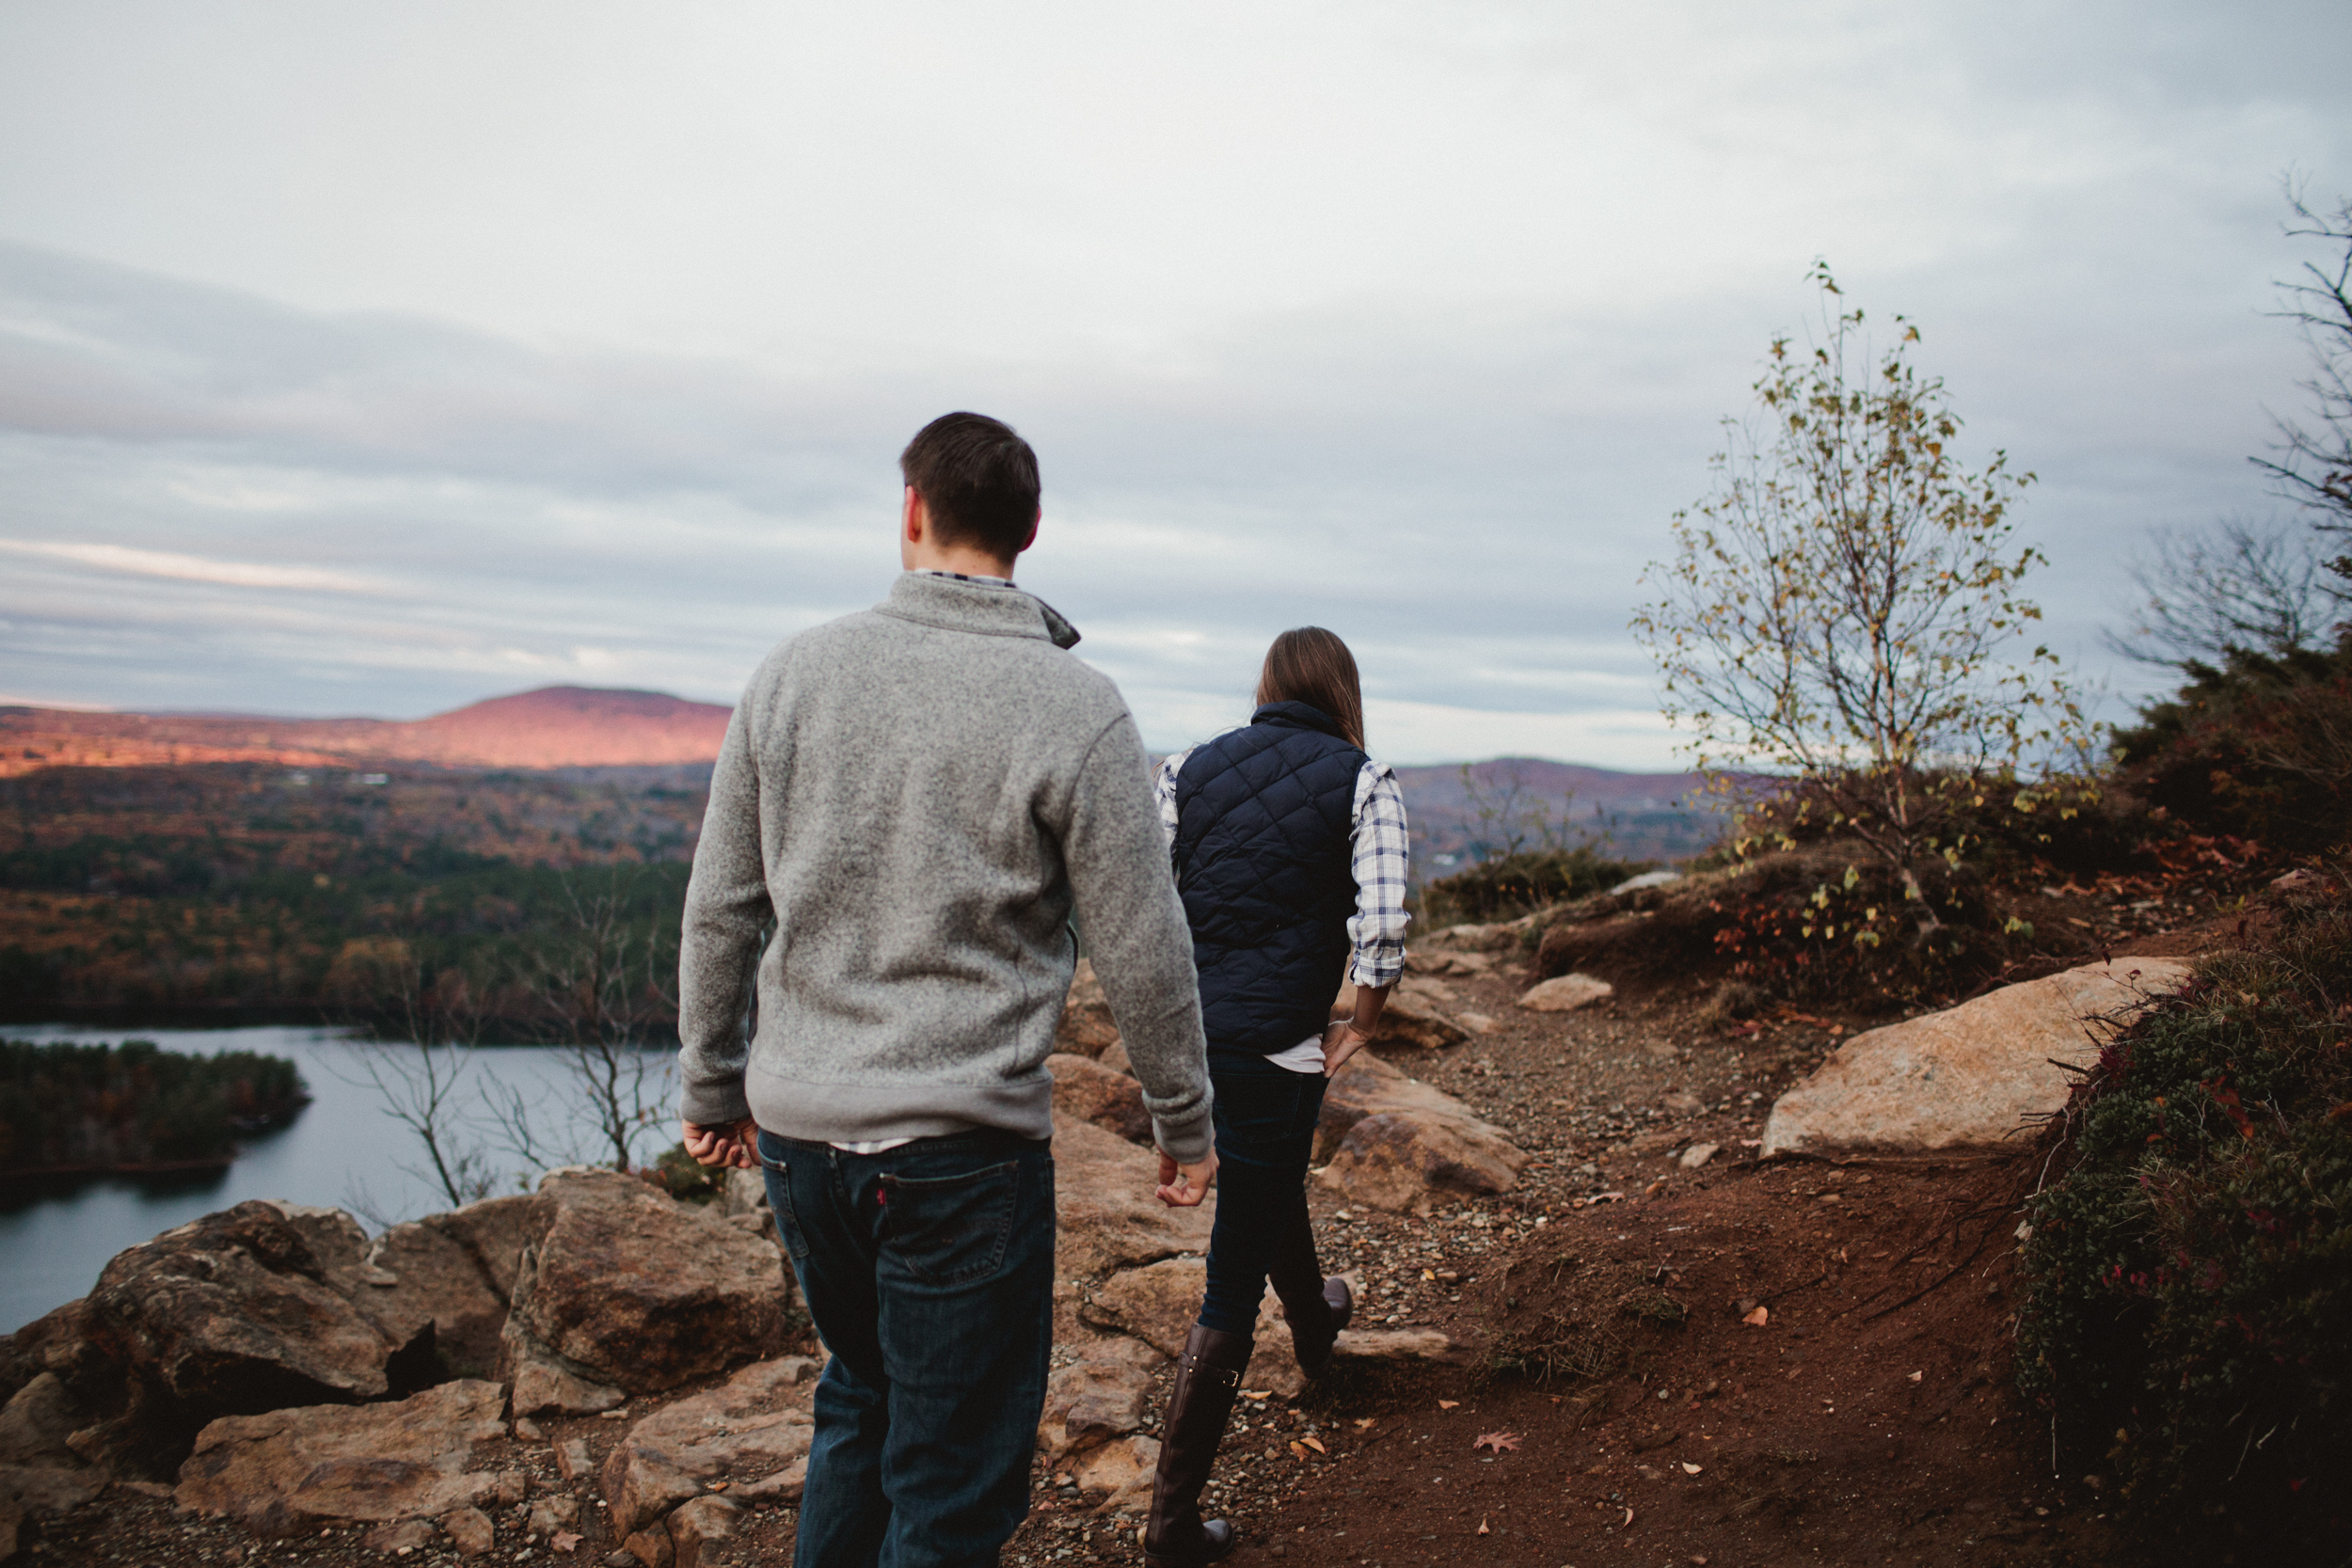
[1,1,2345,768]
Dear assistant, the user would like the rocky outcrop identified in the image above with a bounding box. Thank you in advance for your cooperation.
[69,1201,439,1476]
[1078,1258,1312,1399]
[362,1217,509,1380]
[1313,1053,1470,1164]
[1318,1110,1526,1215]
[1040,1334,1161,1459]
[1762,956,2194,1158]
[0,1376,83,1471]
[502,1170,789,1396]
[1056,959,1121,1057]
[599,1356,820,1539]
[1047,1053,1153,1144]
[0,1463,103,1560]
[1366,988,1469,1050]
[173,1378,513,1535]
[1312,1054,1526,1214]
[1518,973,1614,1012]
[1050,1115,1215,1283]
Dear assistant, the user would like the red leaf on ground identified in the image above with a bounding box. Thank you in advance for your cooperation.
[1473,1431,1521,1453]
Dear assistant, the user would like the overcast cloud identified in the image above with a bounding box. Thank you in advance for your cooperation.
[0,0,2345,766]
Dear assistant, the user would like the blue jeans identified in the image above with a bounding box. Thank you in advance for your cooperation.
[759,1127,1057,1568]
[1199,1053,1330,1335]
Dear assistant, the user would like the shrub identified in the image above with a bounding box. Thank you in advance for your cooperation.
[1422,846,1646,926]
[2112,632,2352,856]
[648,1140,729,1206]
[2015,873,2352,1558]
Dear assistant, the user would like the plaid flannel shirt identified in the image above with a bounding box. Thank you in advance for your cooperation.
[1152,748,1411,988]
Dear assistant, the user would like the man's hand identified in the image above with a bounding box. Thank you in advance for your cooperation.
[682,1117,759,1171]
[1154,1148,1217,1208]
[1322,1020,1372,1077]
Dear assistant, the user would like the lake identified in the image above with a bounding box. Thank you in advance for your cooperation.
[1,1022,681,1335]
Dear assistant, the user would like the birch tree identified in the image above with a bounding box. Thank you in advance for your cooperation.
[1633,264,2084,924]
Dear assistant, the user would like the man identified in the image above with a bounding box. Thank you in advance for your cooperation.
[676,411,1216,1567]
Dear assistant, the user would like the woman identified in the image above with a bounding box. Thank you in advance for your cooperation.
[1142,626,1408,1565]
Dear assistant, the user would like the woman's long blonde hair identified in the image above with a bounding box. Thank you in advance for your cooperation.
[1254,626,1365,751]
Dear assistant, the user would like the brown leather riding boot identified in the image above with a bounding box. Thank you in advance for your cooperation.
[1143,1324,1252,1565]
[1267,1210,1352,1379]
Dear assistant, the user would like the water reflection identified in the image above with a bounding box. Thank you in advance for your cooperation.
[0,1023,676,1334]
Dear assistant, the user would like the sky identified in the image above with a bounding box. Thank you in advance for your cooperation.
[0,1,2346,768]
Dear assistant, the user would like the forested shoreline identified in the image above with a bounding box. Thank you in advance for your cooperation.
[0,1037,310,1175]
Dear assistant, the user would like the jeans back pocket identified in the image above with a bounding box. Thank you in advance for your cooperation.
[879,1160,1021,1286]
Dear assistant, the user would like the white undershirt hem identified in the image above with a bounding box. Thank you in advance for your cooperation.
[1267,1035,1328,1075]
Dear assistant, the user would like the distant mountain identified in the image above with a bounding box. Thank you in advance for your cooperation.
[1391,756,1728,868]
[2,691,1732,862]
[0,686,733,775]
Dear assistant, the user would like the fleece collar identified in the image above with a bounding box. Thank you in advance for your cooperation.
[877,571,1081,650]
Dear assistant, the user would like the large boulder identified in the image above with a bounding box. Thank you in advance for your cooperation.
[1311,1054,1527,1214]
[600,1356,821,1538]
[1762,957,2193,1158]
[1078,1259,1311,1398]
[0,1375,84,1471]
[1317,1110,1526,1216]
[70,1201,437,1476]
[1048,1053,1153,1144]
[1040,1334,1162,1459]
[502,1170,789,1396]
[1051,1115,1215,1284]
[362,1218,509,1381]
[1313,1053,1473,1164]
[173,1378,513,1536]
[0,1463,103,1560]
[1365,989,1469,1051]
[418,1193,554,1305]
[1056,959,1121,1058]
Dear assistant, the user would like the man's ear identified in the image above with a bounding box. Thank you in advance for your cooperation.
[902,486,927,546]
[1017,508,1040,556]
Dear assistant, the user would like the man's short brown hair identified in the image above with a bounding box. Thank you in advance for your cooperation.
[899,413,1041,562]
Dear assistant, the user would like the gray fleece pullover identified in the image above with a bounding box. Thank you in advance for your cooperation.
[675,573,1215,1161]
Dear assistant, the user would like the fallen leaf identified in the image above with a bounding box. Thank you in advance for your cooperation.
[1288,1440,1308,1459]
[1473,1432,1521,1453]
[707,1481,729,1492]
[1742,1307,1769,1327]
[1240,1389,1272,1401]
[1476,1517,1490,1536]
[1353,1417,1376,1429]
[1422,1268,1438,1281]
[1438,1399,1461,1410]
[1622,1507,1636,1527]
[1301,1435,1327,1454]
[1908,1370,1924,1383]
[550,1533,582,1556]
[1681,1462,1702,1475]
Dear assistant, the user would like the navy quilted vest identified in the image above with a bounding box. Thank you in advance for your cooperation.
[1172,701,1367,1055]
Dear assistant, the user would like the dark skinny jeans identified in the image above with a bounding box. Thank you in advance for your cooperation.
[1198,1051,1331,1336]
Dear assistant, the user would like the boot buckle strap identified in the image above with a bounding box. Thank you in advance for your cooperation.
[1181,1356,1240,1390]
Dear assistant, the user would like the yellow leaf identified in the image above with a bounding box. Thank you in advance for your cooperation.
[1302,1435,1327,1453]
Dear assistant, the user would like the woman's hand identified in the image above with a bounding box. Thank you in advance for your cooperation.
[682,1117,759,1170]
[1322,1020,1372,1077]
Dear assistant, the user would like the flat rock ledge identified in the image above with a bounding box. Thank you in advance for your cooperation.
[1762,956,2194,1158]
[174,1378,514,1537]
